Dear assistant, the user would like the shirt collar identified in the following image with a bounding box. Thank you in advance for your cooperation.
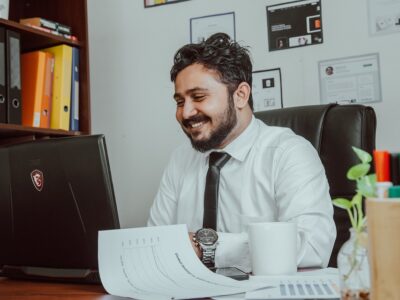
[203,115,259,163]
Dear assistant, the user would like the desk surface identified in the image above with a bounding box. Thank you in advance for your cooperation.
[0,277,127,299]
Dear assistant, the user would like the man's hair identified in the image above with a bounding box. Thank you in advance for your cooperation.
[170,33,253,111]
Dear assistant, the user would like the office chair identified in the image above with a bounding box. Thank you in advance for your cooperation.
[254,103,377,267]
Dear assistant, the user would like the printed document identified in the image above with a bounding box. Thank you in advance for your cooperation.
[98,224,269,300]
[246,268,340,299]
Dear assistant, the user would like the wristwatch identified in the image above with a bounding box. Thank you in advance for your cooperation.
[194,228,218,268]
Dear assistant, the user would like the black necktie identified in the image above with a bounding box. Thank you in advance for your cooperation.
[203,152,231,230]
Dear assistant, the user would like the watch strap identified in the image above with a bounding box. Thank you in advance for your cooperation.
[201,246,216,268]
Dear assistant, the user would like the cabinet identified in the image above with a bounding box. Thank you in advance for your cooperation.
[0,0,90,142]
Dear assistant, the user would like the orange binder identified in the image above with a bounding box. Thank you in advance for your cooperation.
[21,51,46,127]
[21,51,54,128]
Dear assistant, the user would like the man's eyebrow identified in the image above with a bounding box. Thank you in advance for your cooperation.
[173,87,208,100]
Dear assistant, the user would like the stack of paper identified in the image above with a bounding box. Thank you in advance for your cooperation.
[98,224,271,300]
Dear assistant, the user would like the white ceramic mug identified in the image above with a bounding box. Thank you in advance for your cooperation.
[0,0,9,19]
[248,222,298,275]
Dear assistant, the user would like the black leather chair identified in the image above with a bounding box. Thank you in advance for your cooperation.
[254,103,377,267]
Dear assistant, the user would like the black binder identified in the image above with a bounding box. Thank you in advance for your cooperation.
[5,29,22,124]
[0,27,6,123]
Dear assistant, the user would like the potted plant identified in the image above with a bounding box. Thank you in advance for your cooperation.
[333,147,376,300]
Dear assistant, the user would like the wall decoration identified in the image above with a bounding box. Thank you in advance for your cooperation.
[319,53,382,104]
[368,0,400,36]
[266,0,323,51]
[190,12,235,43]
[144,0,190,8]
[252,68,283,112]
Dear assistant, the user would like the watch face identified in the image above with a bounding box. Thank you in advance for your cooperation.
[196,228,218,245]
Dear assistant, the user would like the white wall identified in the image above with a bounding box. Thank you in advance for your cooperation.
[88,0,400,228]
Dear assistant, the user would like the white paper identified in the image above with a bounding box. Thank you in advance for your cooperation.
[245,269,340,299]
[98,224,269,300]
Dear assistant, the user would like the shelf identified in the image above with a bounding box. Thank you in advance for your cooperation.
[0,123,82,138]
[0,0,91,143]
[0,18,82,52]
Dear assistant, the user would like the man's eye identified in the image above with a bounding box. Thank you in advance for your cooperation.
[193,95,205,101]
[176,100,184,107]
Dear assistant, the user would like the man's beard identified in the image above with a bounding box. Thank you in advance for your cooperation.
[182,96,237,153]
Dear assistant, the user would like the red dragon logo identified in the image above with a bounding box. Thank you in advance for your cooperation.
[31,169,44,192]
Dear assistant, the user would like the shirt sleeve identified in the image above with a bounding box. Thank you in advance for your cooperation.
[274,136,336,268]
[147,156,178,226]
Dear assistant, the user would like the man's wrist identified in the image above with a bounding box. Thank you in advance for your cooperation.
[194,228,218,268]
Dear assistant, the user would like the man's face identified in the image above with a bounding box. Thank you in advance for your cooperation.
[173,63,238,152]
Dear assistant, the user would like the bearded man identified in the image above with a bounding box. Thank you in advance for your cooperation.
[148,33,336,272]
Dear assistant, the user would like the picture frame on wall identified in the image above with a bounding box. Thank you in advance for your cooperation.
[266,0,323,51]
[252,68,283,112]
[318,53,382,104]
[144,0,190,8]
[190,12,236,43]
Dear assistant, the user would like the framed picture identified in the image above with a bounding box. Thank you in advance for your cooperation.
[318,53,382,104]
[144,0,190,8]
[266,0,323,51]
[190,12,236,43]
[368,0,400,36]
[252,68,283,112]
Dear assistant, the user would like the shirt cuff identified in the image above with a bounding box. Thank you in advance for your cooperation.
[214,232,251,273]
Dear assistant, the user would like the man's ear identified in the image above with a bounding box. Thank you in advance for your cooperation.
[234,82,251,109]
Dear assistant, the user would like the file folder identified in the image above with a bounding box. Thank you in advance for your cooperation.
[44,44,72,130]
[70,47,79,131]
[21,51,53,128]
[5,29,22,124]
[0,27,5,123]
[41,52,54,128]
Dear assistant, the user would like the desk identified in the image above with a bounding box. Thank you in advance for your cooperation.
[0,277,127,299]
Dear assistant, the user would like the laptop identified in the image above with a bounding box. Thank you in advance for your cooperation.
[0,134,120,283]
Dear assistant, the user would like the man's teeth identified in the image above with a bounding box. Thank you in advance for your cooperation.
[191,122,203,128]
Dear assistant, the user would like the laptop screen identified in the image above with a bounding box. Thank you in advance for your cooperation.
[0,134,120,282]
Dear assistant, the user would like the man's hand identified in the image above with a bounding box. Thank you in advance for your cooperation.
[189,232,202,258]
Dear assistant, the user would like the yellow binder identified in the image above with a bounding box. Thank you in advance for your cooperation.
[44,44,72,130]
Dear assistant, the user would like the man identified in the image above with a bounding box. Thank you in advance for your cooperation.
[148,33,336,272]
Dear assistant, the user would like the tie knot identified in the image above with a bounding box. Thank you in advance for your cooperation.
[209,152,231,169]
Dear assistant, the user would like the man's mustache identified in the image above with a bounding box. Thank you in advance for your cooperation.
[182,115,210,128]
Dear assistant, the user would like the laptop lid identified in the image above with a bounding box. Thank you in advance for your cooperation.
[0,134,120,283]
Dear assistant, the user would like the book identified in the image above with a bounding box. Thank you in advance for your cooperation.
[20,17,71,34]
[20,23,77,41]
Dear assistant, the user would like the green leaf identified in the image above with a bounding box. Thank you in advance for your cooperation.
[352,146,372,164]
[352,193,362,206]
[333,198,353,209]
[347,163,370,180]
[357,174,377,197]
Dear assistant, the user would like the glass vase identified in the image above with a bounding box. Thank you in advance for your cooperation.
[337,228,370,300]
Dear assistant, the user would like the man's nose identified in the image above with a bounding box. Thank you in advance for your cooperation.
[182,101,197,119]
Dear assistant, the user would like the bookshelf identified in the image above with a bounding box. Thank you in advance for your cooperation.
[0,0,90,142]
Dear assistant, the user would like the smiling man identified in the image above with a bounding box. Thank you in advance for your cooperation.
[147,33,336,272]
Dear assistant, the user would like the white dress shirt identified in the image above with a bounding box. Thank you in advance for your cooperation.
[147,116,336,272]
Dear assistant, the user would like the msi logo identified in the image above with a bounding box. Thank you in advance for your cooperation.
[31,169,44,192]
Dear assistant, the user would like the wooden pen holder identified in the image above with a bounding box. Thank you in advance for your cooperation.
[366,198,400,300]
